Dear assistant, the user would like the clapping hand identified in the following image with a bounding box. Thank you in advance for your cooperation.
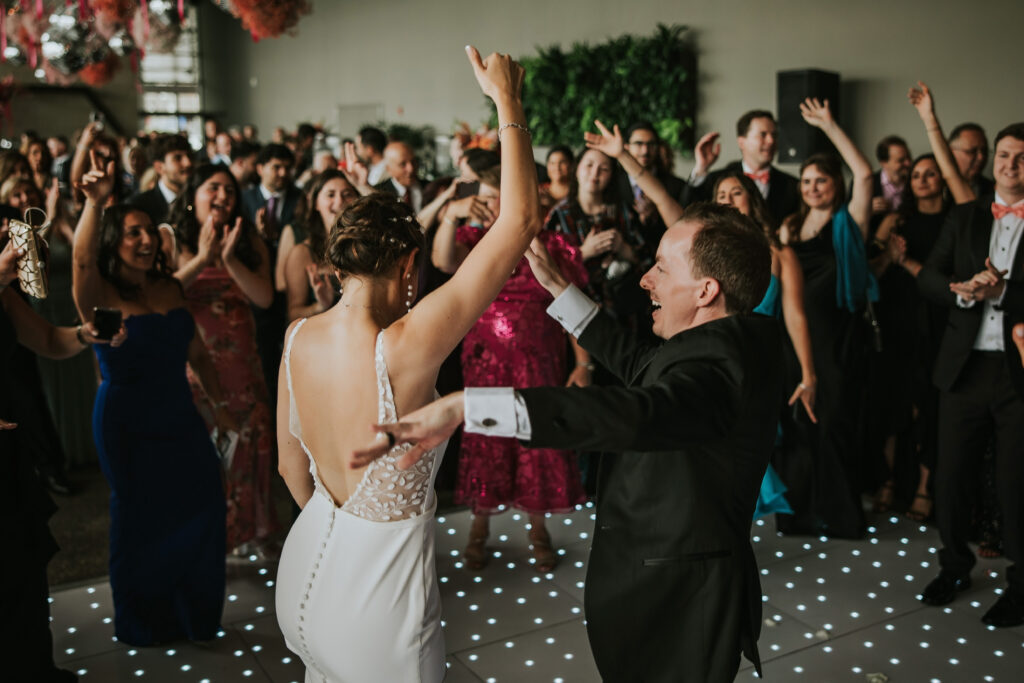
[949,257,1007,302]
[908,81,937,123]
[77,150,116,205]
[583,120,625,159]
[692,131,721,176]
[350,392,466,470]
[466,46,524,102]
[799,98,835,130]
[220,217,243,264]
[306,263,335,310]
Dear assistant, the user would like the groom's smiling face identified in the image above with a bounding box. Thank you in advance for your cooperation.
[639,221,709,339]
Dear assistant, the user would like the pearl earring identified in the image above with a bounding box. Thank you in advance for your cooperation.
[405,273,414,311]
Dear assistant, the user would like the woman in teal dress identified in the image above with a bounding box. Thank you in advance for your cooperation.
[712,171,818,518]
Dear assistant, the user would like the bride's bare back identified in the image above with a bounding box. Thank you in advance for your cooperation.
[284,311,439,507]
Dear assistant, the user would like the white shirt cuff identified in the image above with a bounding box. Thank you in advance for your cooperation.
[688,170,708,186]
[546,284,599,338]
[956,295,976,309]
[464,387,532,439]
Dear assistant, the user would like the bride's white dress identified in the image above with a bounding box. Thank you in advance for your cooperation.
[276,320,448,682]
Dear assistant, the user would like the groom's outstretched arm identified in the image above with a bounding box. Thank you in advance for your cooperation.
[517,358,739,452]
[350,357,741,470]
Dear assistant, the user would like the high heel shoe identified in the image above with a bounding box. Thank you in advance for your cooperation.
[528,529,557,573]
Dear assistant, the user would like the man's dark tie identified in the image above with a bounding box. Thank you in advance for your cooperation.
[265,195,279,241]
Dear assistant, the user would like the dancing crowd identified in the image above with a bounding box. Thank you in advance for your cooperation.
[2,45,1024,682]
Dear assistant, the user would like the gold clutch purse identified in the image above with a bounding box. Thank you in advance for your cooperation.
[8,207,50,299]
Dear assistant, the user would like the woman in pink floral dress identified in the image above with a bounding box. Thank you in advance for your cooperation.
[432,165,588,571]
[169,163,280,554]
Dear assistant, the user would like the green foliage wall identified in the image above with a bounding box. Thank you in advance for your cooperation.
[493,24,697,153]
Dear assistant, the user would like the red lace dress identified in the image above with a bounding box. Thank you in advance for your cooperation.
[186,266,280,549]
[454,226,589,514]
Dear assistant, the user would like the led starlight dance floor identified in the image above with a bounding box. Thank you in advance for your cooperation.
[49,504,1024,681]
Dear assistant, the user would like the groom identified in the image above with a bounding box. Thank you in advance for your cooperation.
[354,202,782,682]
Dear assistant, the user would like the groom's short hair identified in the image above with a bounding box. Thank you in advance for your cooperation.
[682,203,772,315]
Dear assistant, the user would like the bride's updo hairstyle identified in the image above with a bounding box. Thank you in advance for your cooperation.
[325,193,425,279]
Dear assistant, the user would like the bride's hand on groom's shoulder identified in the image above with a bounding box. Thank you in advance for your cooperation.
[350,392,466,471]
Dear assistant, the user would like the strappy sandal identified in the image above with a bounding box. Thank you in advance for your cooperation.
[872,480,895,513]
[464,535,488,570]
[905,493,933,522]
[528,529,558,573]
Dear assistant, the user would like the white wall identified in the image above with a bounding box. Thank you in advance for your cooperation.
[212,0,1023,173]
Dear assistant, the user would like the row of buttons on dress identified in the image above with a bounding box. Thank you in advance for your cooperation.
[296,506,336,681]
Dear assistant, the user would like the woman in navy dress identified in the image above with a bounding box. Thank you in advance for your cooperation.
[72,153,235,646]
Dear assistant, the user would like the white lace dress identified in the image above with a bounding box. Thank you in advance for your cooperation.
[275,321,448,682]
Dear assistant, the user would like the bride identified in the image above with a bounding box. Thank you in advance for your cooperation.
[274,47,537,682]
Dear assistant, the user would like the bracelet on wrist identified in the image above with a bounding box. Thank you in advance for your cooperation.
[75,324,88,347]
[497,122,531,141]
[577,362,595,371]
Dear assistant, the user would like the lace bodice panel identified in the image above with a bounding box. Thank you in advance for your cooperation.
[285,321,445,522]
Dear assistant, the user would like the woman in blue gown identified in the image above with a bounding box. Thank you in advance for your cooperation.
[72,153,236,646]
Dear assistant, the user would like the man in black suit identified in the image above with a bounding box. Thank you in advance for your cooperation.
[239,143,302,244]
[613,122,686,238]
[356,202,783,681]
[949,122,996,197]
[239,143,302,397]
[373,141,424,212]
[129,134,193,226]
[682,110,800,225]
[915,122,1024,628]
[860,135,911,236]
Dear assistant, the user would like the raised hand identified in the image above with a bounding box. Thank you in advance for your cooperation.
[77,150,116,205]
[908,81,936,123]
[342,141,370,191]
[583,119,625,159]
[465,45,524,102]
[523,237,570,297]
[350,392,466,470]
[799,98,835,130]
[692,131,721,176]
[220,217,243,263]
[45,177,61,221]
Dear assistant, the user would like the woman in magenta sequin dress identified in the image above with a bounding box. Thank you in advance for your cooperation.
[169,164,281,554]
[433,165,588,571]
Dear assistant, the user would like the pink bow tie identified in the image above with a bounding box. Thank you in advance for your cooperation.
[745,170,770,185]
[992,203,1024,220]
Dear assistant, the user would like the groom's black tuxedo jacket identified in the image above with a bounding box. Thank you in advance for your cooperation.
[918,194,1024,397]
[519,310,783,682]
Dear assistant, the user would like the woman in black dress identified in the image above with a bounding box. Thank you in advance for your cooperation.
[775,98,874,539]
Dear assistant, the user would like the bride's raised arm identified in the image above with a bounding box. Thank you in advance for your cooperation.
[398,46,540,363]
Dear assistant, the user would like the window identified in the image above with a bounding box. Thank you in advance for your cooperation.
[138,4,203,149]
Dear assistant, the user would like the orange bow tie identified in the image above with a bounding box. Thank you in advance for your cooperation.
[992,203,1024,220]
[745,170,771,185]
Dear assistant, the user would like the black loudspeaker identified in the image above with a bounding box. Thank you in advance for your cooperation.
[776,69,840,164]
